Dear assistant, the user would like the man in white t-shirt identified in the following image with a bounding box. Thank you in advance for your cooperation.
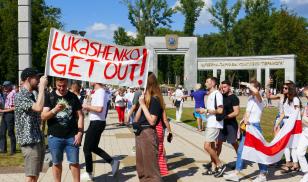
[81,83,120,180]
[173,85,184,121]
[199,77,226,177]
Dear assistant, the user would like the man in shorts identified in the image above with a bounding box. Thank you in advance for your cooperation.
[216,80,240,158]
[199,77,226,177]
[15,68,48,182]
[41,78,84,182]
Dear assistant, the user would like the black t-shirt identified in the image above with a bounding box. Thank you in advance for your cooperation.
[223,94,240,126]
[44,91,82,138]
[138,96,162,126]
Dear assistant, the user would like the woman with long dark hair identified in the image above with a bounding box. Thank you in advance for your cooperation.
[134,72,164,182]
[276,82,301,173]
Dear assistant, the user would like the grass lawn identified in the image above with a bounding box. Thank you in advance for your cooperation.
[0,141,23,167]
[166,107,278,142]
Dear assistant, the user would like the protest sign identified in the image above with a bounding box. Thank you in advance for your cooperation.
[45,28,150,87]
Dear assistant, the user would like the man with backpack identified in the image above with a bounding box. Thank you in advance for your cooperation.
[199,77,226,177]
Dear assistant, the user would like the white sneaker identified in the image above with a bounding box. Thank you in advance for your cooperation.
[252,174,267,182]
[223,172,240,182]
[300,173,308,182]
[81,172,93,181]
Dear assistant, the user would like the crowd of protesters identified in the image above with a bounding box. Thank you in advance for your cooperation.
[3,67,308,182]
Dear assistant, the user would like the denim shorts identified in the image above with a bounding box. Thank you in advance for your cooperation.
[48,135,79,165]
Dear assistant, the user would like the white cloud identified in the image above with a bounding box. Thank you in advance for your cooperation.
[281,0,308,5]
[86,22,137,43]
[197,0,213,26]
[173,0,213,26]
[280,0,308,16]
[127,31,137,38]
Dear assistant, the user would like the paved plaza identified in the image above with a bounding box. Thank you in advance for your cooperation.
[0,103,306,182]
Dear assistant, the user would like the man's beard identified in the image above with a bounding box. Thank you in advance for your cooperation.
[223,91,230,96]
[31,83,38,91]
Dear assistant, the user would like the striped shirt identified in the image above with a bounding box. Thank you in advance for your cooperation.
[4,90,16,109]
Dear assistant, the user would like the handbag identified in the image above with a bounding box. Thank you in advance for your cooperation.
[174,100,181,107]
[132,122,142,136]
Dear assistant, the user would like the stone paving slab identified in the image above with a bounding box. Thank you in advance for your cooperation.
[0,109,304,182]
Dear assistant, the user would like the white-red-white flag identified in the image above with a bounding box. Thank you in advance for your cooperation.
[242,111,302,165]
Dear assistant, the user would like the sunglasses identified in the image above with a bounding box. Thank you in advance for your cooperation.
[283,87,288,90]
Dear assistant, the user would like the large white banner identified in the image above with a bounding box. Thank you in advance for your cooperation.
[45,28,150,88]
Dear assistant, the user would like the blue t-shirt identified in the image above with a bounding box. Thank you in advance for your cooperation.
[191,90,207,108]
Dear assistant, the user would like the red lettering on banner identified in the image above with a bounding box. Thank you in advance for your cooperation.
[61,35,71,51]
[97,44,108,59]
[68,56,82,77]
[130,49,140,60]
[104,62,117,79]
[86,59,99,77]
[117,63,128,80]
[52,31,61,51]
[79,39,90,55]
[129,64,139,81]
[121,49,130,61]
[137,48,148,85]
[114,48,125,61]
[89,42,99,57]
[71,37,81,52]
[104,46,114,61]
[50,53,68,75]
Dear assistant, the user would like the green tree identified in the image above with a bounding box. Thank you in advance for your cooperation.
[0,0,18,82]
[113,27,138,46]
[0,0,62,83]
[32,0,62,71]
[122,0,175,43]
[208,0,241,55]
[175,0,204,36]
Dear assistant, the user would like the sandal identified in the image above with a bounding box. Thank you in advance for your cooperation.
[291,166,300,172]
[281,166,292,173]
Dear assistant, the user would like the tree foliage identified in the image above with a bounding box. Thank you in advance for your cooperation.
[200,1,308,86]
[0,0,62,83]
[113,27,138,46]
[175,0,204,36]
[208,0,241,55]
[123,0,175,43]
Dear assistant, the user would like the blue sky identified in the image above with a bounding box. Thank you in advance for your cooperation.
[45,0,308,44]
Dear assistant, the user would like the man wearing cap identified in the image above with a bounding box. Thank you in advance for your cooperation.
[0,80,16,154]
[14,68,48,181]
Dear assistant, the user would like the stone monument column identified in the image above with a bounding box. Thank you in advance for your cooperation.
[213,69,217,78]
[18,0,32,83]
[220,69,225,82]
[257,68,261,83]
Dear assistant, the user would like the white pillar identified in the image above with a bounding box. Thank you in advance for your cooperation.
[265,68,270,84]
[213,69,217,78]
[18,0,32,83]
[257,68,261,82]
[220,69,225,82]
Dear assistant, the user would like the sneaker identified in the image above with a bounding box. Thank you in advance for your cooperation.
[223,172,240,182]
[300,173,308,182]
[214,164,226,177]
[252,174,267,182]
[111,160,120,176]
[80,172,93,181]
